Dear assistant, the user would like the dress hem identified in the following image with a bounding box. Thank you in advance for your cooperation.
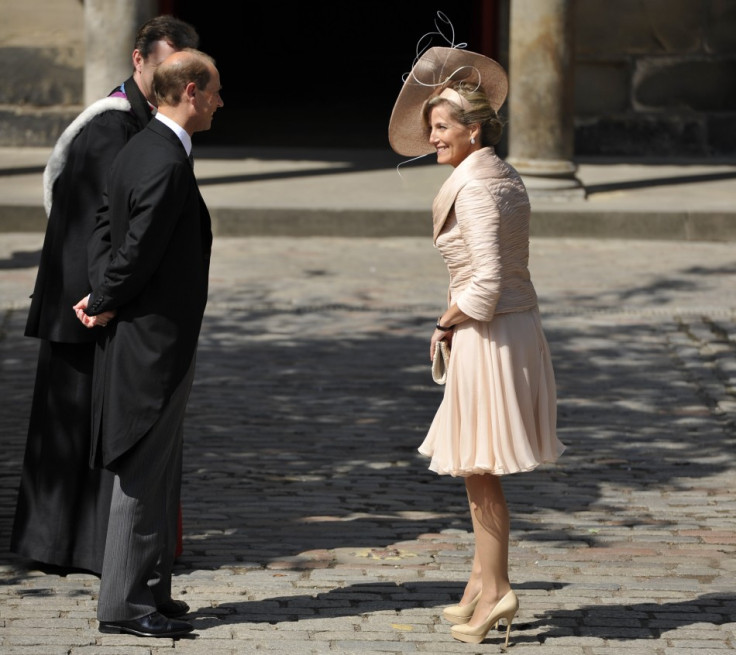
[418,445,566,478]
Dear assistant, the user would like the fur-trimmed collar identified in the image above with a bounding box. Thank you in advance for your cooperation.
[42,97,131,216]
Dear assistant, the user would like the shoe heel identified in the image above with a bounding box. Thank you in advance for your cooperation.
[98,623,121,634]
[502,617,513,648]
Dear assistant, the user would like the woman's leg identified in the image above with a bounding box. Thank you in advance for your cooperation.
[458,546,483,605]
[464,473,511,625]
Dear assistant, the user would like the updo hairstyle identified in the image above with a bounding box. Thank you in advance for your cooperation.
[423,81,504,146]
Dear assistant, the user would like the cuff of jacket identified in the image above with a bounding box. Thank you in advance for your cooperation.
[456,292,497,322]
[85,291,104,316]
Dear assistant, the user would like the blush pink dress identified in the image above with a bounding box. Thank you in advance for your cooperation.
[419,147,564,477]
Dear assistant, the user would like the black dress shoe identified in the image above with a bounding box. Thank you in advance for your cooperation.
[158,599,190,618]
[99,611,193,638]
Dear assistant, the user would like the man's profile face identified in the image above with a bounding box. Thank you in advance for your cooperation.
[192,67,223,133]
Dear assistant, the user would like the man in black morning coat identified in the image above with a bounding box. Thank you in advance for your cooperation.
[74,48,223,639]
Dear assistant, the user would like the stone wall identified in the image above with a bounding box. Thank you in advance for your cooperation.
[0,0,84,145]
[574,0,736,157]
[1,0,734,157]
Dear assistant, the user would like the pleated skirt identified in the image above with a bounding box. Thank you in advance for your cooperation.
[419,308,564,477]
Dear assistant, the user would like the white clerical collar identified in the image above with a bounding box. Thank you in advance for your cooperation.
[155,112,193,157]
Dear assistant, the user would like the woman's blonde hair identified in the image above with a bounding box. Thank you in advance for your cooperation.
[423,81,504,146]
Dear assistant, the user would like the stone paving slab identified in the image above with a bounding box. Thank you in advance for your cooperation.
[1,234,735,654]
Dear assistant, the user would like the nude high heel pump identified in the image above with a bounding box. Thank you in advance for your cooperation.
[442,591,481,624]
[450,589,518,646]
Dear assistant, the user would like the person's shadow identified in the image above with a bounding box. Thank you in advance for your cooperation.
[0,248,40,270]
[525,592,736,643]
[185,580,734,645]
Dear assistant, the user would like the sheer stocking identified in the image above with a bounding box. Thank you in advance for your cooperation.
[463,473,511,627]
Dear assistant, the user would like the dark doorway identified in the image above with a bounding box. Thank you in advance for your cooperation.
[167,1,501,149]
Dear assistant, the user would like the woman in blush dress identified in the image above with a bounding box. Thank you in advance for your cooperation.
[388,42,565,646]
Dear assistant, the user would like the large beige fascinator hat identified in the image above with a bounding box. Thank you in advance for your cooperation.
[388,46,508,157]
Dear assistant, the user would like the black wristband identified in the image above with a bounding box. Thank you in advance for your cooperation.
[435,319,453,331]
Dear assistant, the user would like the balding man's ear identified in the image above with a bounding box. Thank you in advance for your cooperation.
[185,81,197,101]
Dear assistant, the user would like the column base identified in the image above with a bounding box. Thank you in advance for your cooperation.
[507,158,587,201]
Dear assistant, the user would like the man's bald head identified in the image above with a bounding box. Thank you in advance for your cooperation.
[152,48,217,108]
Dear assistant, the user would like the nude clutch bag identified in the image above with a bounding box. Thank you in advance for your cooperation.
[432,340,450,385]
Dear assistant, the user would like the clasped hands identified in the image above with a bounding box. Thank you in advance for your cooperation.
[73,295,116,328]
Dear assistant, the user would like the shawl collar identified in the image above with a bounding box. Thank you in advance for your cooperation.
[432,147,504,243]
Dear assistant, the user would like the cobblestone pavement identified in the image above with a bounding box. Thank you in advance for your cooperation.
[1,234,735,654]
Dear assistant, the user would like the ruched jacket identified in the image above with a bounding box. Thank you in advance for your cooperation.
[432,147,538,321]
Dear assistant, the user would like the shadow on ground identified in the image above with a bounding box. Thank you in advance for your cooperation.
[2,252,734,581]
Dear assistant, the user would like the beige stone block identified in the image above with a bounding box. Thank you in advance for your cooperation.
[576,0,705,55]
[634,57,736,111]
[574,114,707,157]
[706,0,736,53]
[707,115,736,155]
[0,47,81,106]
[575,62,630,115]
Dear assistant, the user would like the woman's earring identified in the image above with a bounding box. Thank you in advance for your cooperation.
[470,137,476,144]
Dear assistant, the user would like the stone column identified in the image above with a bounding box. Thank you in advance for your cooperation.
[84,0,156,105]
[506,0,585,198]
